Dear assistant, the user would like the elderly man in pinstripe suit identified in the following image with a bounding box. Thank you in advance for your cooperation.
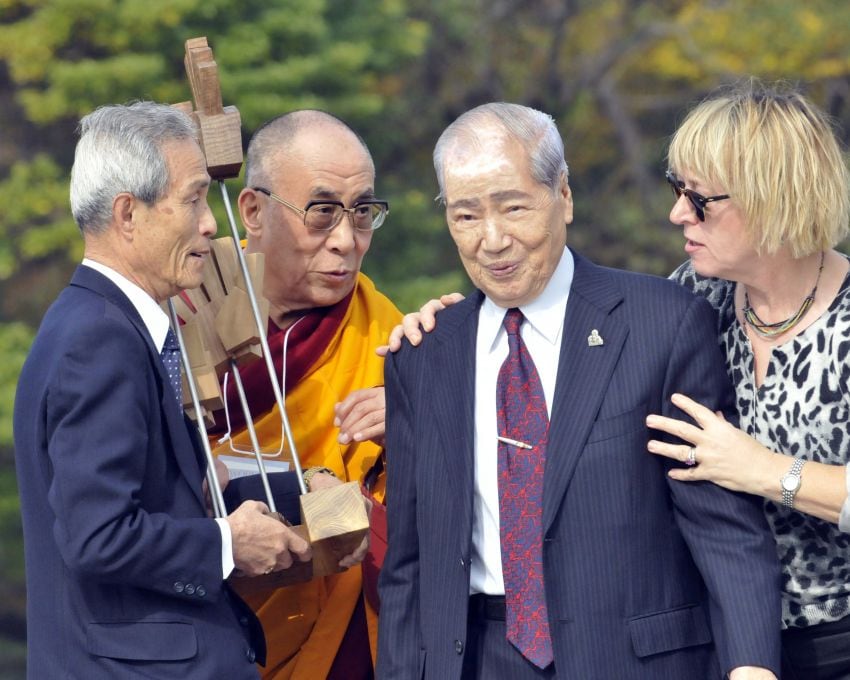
[376,103,780,680]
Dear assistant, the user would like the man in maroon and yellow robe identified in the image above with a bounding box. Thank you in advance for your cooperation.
[210,111,401,679]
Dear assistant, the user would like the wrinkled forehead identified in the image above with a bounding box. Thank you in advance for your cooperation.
[162,138,211,193]
[292,125,374,169]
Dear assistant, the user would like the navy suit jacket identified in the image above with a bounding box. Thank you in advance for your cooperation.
[377,252,781,679]
[13,266,294,679]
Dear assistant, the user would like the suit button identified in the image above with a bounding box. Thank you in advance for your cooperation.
[196,585,206,598]
[246,648,256,663]
[455,639,463,654]
[173,581,185,593]
[460,556,465,569]
[185,583,195,595]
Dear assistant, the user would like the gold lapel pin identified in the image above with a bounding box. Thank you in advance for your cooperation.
[587,329,604,347]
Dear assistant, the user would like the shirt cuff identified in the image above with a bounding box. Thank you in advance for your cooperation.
[215,517,235,578]
[839,463,850,533]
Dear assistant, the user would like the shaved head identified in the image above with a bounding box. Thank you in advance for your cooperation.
[245,110,374,188]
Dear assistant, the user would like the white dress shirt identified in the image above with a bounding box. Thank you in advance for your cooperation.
[469,247,574,594]
[81,259,235,579]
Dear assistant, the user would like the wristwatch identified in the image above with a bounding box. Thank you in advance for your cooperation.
[303,466,336,491]
[780,458,806,508]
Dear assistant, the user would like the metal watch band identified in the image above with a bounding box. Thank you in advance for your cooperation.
[781,458,806,508]
[303,466,336,490]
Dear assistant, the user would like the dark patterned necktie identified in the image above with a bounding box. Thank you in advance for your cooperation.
[161,328,184,416]
[496,308,553,668]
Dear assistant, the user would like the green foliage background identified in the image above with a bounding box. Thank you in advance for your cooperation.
[2,0,850,675]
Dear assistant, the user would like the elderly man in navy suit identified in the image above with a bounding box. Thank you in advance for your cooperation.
[376,103,780,679]
[13,102,317,678]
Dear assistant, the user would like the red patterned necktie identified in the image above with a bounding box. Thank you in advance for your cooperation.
[496,308,553,668]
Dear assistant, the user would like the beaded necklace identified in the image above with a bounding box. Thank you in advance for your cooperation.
[742,252,824,338]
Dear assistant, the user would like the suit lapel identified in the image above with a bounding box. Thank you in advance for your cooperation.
[428,292,482,541]
[542,253,629,533]
[71,266,207,510]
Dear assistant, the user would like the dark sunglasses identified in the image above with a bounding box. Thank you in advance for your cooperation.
[665,170,729,221]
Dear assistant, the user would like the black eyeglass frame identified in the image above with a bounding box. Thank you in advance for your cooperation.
[252,186,389,232]
[665,171,729,222]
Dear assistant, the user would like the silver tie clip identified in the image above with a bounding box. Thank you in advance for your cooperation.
[497,436,533,450]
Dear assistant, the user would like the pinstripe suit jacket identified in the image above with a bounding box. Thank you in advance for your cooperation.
[377,251,780,679]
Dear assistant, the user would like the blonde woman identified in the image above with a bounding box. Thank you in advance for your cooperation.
[645,83,850,680]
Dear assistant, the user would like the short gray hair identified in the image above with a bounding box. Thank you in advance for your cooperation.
[433,102,568,203]
[244,109,374,189]
[70,101,198,234]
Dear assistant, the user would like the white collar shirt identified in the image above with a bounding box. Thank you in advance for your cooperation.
[81,258,171,351]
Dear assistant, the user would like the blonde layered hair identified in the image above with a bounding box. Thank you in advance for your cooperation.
[668,81,850,257]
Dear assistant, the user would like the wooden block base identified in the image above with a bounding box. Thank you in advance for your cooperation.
[228,482,369,596]
[301,481,370,576]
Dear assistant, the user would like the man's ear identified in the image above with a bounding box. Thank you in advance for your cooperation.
[112,192,137,239]
[560,174,574,225]
[238,187,263,238]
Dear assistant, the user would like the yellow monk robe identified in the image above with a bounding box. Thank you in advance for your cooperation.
[212,272,401,679]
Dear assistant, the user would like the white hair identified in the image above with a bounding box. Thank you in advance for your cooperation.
[70,102,198,234]
[433,102,568,202]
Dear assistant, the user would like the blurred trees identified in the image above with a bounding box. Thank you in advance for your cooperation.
[2,0,850,674]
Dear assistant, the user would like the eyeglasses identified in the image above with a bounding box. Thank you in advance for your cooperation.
[665,171,729,222]
[253,187,389,232]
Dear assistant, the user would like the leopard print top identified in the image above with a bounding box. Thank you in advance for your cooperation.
[672,260,850,629]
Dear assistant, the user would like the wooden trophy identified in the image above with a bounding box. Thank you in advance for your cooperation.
[172,36,369,594]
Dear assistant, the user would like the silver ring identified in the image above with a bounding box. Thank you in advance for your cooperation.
[264,567,273,575]
[685,447,697,467]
